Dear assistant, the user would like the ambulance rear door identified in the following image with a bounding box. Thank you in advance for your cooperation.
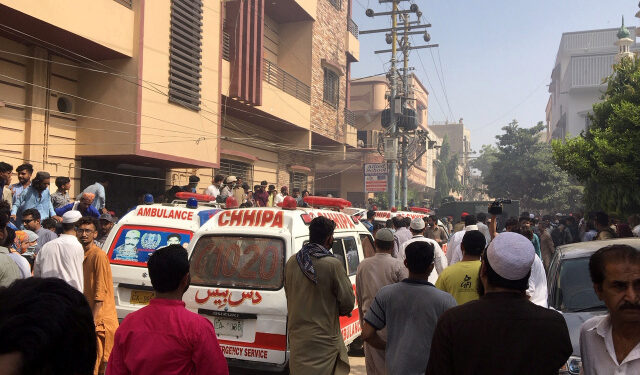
[106,205,208,320]
[185,210,292,369]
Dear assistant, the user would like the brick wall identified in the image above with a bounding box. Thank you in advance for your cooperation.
[310,0,348,142]
[276,150,315,191]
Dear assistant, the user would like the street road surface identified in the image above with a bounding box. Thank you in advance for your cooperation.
[229,352,366,374]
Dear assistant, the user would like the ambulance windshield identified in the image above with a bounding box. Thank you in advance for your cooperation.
[108,225,193,267]
[190,236,285,290]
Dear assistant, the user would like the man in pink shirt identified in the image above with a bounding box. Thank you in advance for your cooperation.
[106,245,228,375]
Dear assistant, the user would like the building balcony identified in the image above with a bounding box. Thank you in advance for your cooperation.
[346,18,360,62]
[0,0,135,59]
[221,55,311,131]
[263,59,311,104]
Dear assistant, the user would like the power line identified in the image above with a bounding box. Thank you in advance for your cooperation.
[0,20,384,158]
[409,35,449,121]
[429,47,455,120]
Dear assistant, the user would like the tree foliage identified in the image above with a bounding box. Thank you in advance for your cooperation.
[552,57,640,216]
[484,120,582,212]
[435,135,461,201]
[471,144,499,176]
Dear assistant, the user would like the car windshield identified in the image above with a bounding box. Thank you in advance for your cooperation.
[189,235,285,290]
[555,257,603,312]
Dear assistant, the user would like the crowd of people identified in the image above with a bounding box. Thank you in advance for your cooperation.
[0,198,227,374]
[0,160,638,375]
[298,207,638,374]
[168,174,311,208]
[0,162,117,280]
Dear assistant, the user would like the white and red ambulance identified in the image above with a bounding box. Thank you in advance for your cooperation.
[372,209,427,224]
[184,197,375,371]
[103,200,221,320]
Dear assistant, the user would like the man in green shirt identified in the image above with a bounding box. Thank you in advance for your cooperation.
[436,230,486,305]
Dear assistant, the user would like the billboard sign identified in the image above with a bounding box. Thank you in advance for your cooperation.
[364,163,388,192]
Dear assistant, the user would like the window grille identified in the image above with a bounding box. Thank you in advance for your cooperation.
[216,159,254,184]
[323,67,339,108]
[290,172,308,192]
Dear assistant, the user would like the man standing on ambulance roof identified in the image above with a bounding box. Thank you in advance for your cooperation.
[285,216,355,375]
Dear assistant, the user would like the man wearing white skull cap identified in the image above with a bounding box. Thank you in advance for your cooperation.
[426,232,572,374]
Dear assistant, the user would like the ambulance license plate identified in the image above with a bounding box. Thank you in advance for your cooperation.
[214,317,243,337]
[130,290,154,305]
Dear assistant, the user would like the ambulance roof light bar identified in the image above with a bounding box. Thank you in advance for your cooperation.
[303,196,352,210]
[409,206,431,214]
[175,192,216,202]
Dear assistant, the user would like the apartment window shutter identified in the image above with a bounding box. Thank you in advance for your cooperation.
[169,0,203,111]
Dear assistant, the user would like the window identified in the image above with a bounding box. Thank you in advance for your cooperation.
[108,226,193,267]
[417,104,426,125]
[553,258,601,312]
[331,237,360,276]
[328,0,341,11]
[216,159,253,184]
[190,236,285,290]
[290,172,308,192]
[114,0,132,8]
[323,67,339,108]
[343,237,360,275]
[331,239,347,272]
[168,0,203,111]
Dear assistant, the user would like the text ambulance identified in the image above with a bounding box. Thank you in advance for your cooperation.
[184,204,375,370]
[103,203,220,319]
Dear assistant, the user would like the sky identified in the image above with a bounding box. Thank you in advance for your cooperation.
[351,0,639,151]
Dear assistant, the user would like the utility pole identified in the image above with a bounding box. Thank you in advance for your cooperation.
[361,1,437,210]
[389,1,398,209]
[400,13,409,209]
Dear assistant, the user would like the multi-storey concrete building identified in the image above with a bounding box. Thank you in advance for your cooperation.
[547,22,638,141]
[314,73,440,207]
[219,0,359,193]
[428,119,471,193]
[0,0,360,214]
[0,0,223,214]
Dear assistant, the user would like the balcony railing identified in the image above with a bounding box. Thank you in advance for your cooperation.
[348,18,359,39]
[222,31,230,61]
[344,108,356,126]
[263,59,311,104]
[328,0,341,11]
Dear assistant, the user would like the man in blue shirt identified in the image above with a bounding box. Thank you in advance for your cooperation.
[55,192,100,218]
[82,176,109,214]
[10,163,32,204]
[361,210,375,233]
[11,171,60,228]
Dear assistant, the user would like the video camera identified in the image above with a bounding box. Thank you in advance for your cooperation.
[488,198,512,216]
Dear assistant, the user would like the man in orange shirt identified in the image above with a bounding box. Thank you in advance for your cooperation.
[76,216,119,375]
